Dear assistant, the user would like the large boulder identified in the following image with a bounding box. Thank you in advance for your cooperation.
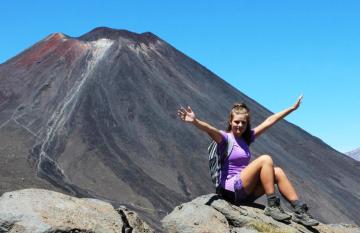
[0,189,154,233]
[162,194,360,233]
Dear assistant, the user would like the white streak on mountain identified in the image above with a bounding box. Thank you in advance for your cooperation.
[37,38,114,187]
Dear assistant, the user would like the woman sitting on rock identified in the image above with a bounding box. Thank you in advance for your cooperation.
[177,95,319,226]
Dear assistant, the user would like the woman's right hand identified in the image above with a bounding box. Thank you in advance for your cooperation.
[177,106,196,123]
[177,106,222,142]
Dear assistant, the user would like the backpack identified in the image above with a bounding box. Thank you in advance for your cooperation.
[208,133,234,190]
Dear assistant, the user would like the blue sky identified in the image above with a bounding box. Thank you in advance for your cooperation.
[0,1,359,153]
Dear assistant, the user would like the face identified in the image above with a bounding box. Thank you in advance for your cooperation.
[230,114,248,137]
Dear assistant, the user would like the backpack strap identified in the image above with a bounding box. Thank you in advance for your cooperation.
[226,133,235,158]
[220,132,234,164]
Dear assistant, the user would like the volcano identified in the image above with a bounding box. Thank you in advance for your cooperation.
[1,27,360,227]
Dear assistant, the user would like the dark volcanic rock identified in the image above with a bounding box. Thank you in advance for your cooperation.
[1,27,360,228]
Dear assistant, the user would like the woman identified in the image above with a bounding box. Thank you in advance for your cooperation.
[177,95,319,226]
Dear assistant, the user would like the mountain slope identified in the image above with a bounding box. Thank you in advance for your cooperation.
[1,27,360,226]
[346,147,360,161]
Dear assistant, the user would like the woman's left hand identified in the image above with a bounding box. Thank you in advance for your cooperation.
[292,94,303,110]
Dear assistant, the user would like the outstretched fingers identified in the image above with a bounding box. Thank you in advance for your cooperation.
[177,105,195,122]
[293,94,303,110]
[177,106,186,121]
[297,94,303,103]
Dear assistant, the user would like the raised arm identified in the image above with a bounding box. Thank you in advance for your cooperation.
[177,106,223,143]
[253,95,303,138]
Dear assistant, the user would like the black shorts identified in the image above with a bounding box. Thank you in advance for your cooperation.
[217,187,258,205]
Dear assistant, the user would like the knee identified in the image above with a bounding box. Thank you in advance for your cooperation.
[259,155,273,166]
[274,167,286,179]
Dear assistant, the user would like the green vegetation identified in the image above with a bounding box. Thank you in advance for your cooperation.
[248,220,296,233]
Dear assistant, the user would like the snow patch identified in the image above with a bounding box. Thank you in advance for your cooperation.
[90,38,114,49]
[127,39,164,60]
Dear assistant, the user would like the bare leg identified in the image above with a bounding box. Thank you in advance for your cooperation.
[246,163,319,226]
[239,155,275,195]
[244,166,299,202]
[274,167,298,202]
[240,156,293,221]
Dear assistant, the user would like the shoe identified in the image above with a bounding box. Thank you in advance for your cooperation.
[264,197,292,221]
[293,203,319,227]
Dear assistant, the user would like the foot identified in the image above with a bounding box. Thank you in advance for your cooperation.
[264,197,292,221]
[293,204,319,227]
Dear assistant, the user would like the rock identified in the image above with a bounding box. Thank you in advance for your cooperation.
[0,189,154,233]
[2,189,359,233]
[116,206,155,233]
[162,194,360,233]
[162,201,230,233]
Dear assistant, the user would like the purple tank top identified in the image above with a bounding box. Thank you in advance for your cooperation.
[217,130,255,191]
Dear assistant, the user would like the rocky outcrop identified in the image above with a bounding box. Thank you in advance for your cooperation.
[162,194,360,233]
[0,189,154,233]
[1,189,359,233]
